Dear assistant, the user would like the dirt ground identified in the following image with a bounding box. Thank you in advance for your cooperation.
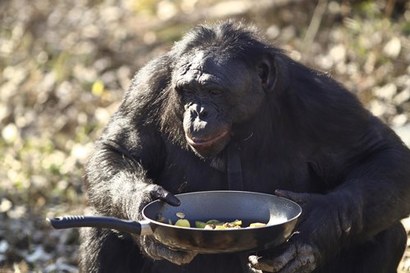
[1,0,410,272]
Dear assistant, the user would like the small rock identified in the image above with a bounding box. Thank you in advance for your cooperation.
[329,44,346,64]
[26,246,52,263]
[0,199,12,213]
[373,83,397,100]
[391,114,407,127]
[383,37,401,58]
[0,240,9,253]
[1,123,19,144]
[394,89,410,105]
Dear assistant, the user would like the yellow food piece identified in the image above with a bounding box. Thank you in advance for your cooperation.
[249,222,266,228]
[176,212,186,218]
[173,217,267,229]
[201,219,243,229]
[230,220,242,226]
[175,219,190,227]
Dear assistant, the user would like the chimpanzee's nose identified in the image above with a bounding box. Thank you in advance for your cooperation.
[190,104,208,120]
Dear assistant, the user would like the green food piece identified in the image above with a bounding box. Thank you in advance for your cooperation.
[175,219,190,227]
[176,218,266,229]
[195,221,207,228]
[206,219,221,225]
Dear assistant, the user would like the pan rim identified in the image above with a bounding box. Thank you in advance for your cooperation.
[142,190,302,231]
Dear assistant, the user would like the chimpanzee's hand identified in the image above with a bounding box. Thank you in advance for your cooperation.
[137,185,197,265]
[147,184,181,206]
[248,243,319,273]
[249,190,355,273]
[140,235,197,265]
[128,184,181,221]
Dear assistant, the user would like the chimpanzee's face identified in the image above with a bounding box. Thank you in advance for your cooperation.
[172,50,267,158]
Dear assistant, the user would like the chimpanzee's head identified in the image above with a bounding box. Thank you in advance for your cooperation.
[166,22,280,158]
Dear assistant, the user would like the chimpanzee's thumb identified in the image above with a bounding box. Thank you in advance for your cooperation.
[150,185,181,206]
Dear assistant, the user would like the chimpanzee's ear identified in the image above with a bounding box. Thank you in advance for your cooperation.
[257,52,289,94]
[257,57,275,92]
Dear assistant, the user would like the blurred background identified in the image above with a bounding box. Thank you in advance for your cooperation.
[0,0,409,272]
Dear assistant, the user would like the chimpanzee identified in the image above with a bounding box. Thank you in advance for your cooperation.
[80,21,410,273]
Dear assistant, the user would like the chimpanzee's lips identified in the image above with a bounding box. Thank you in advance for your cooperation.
[186,129,230,149]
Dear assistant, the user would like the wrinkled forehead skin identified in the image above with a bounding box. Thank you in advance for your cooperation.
[173,50,250,91]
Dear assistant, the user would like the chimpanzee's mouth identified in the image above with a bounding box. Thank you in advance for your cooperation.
[186,129,231,149]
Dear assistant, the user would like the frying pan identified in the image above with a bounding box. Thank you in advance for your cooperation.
[48,191,301,254]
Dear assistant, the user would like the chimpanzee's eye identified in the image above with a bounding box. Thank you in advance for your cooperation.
[176,85,194,96]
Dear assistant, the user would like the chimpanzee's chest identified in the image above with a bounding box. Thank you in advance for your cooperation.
[157,144,312,195]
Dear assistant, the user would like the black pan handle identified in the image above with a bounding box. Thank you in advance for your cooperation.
[47,215,153,235]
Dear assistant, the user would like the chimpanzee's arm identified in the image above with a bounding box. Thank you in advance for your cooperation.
[85,55,175,221]
[330,121,410,239]
[271,120,410,272]
[293,63,410,243]
[250,63,410,273]
[298,72,410,258]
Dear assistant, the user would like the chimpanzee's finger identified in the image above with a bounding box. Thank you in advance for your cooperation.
[142,235,196,265]
[150,185,181,206]
[248,255,274,272]
[249,244,297,272]
[275,244,317,273]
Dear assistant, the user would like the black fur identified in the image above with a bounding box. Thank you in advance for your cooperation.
[81,21,410,273]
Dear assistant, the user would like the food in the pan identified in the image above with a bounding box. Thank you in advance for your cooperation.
[174,218,191,227]
[172,212,266,229]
